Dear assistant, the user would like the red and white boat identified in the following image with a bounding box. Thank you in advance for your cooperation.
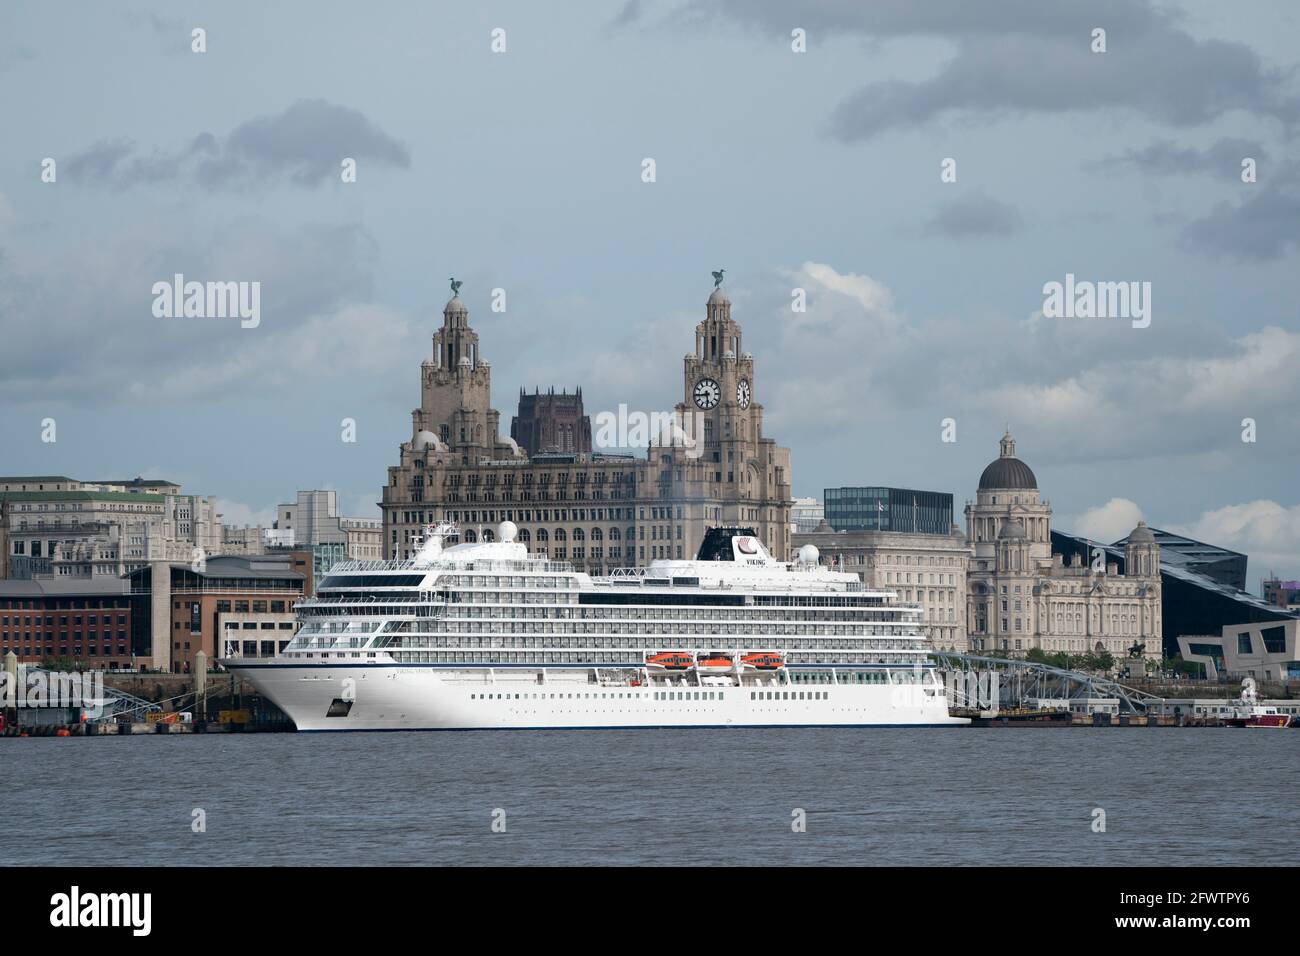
[1224,678,1296,728]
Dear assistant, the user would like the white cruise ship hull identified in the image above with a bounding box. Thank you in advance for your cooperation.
[225,662,968,732]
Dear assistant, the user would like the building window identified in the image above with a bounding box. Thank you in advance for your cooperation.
[1261,626,1286,654]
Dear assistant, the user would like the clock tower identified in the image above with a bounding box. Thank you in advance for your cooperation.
[673,275,792,558]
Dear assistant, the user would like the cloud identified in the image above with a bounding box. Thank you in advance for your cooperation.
[63,100,411,189]
[1092,137,1266,177]
[608,0,643,29]
[0,217,416,403]
[1170,500,1300,584]
[1065,498,1144,543]
[731,262,1300,473]
[698,1,1300,141]
[213,498,278,528]
[1181,162,1300,260]
[920,192,1022,238]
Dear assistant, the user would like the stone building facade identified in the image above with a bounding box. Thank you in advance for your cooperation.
[381,281,792,572]
[511,388,592,455]
[965,431,1162,663]
[792,520,970,652]
[0,480,222,580]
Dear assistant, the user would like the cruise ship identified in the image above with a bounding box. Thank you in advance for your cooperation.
[222,523,967,731]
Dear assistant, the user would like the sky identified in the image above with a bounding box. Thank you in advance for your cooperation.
[2,1,1299,590]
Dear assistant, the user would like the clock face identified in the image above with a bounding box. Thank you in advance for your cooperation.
[736,378,751,409]
[693,378,721,410]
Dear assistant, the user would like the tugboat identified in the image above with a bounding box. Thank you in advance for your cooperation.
[1225,678,1295,728]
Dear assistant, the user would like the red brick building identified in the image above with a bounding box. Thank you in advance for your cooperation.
[0,578,144,669]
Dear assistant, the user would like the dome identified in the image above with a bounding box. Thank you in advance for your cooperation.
[498,520,518,543]
[444,295,467,314]
[997,518,1027,540]
[707,286,730,306]
[798,544,819,565]
[1127,520,1155,544]
[413,430,441,452]
[979,458,1037,490]
[978,429,1037,490]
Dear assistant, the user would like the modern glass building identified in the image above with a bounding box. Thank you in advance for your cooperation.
[824,487,954,535]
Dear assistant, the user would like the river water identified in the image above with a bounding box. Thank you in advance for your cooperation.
[4,728,1295,866]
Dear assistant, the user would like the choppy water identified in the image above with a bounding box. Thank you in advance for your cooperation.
[3,728,1295,866]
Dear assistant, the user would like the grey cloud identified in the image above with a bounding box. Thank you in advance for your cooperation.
[920,192,1022,239]
[700,0,1160,38]
[609,1,643,29]
[63,100,411,189]
[1182,165,1300,260]
[1092,137,1266,176]
[0,219,383,400]
[696,1,1299,141]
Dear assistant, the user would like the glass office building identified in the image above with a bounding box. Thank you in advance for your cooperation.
[823,487,954,535]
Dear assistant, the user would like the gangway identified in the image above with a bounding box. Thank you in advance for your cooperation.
[931,653,1165,715]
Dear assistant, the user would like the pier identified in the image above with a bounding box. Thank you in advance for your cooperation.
[934,653,1300,727]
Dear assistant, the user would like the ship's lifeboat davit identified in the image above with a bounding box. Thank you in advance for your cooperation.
[696,653,735,674]
[646,652,694,671]
[741,652,784,671]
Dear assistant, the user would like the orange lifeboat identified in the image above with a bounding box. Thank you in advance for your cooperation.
[697,653,734,673]
[741,652,783,671]
[646,652,693,670]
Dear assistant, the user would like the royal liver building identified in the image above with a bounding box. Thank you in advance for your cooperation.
[965,431,1162,664]
[381,277,793,569]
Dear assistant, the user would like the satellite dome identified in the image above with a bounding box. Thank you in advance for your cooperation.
[798,544,819,565]
[498,520,518,543]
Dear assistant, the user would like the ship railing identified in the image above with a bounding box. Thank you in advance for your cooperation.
[294,621,380,634]
[287,635,372,650]
[328,559,419,572]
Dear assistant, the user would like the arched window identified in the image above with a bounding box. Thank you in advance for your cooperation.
[554,528,567,542]
[607,527,619,541]
[518,529,530,544]
[464,529,477,543]
[591,527,604,541]
[482,529,495,542]
[572,527,585,542]
[536,528,549,543]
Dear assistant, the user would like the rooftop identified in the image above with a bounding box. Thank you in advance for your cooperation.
[0,576,132,597]
[0,489,167,504]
